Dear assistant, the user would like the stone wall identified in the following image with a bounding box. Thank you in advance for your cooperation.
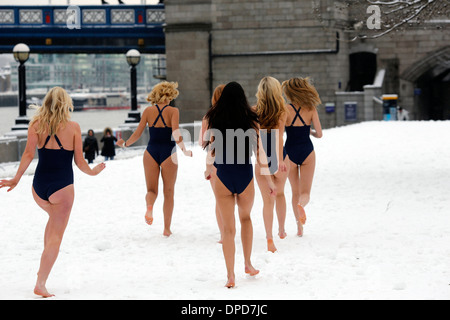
[164,0,449,125]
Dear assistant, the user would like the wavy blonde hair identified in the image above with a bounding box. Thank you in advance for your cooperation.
[147,81,179,105]
[212,84,225,105]
[282,77,321,111]
[255,76,286,129]
[30,86,73,135]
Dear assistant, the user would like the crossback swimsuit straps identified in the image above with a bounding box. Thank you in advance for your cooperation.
[146,105,176,166]
[284,104,314,166]
[214,134,254,195]
[33,134,74,201]
[260,129,287,175]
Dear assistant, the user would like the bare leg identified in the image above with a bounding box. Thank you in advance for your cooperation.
[236,180,258,276]
[287,159,303,236]
[32,185,74,298]
[209,167,224,243]
[255,164,276,252]
[143,151,160,225]
[160,154,178,237]
[213,175,237,287]
[274,159,290,239]
[299,151,316,208]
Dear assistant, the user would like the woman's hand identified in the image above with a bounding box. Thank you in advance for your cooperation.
[268,179,277,197]
[92,163,106,176]
[204,165,213,180]
[0,177,19,192]
[183,149,193,157]
[116,139,125,147]
[278,160,287,173]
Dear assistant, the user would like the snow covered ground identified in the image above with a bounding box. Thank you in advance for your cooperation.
[0,121,449,300]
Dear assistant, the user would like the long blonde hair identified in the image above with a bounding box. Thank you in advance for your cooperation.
[282,77,321,111]
[147,81,179,105]
[255,76,286,129]
[30,87,73,135]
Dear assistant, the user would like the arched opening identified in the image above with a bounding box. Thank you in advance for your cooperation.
[402,46,450,120]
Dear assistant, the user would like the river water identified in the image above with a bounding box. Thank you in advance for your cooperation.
[0,106,137,136]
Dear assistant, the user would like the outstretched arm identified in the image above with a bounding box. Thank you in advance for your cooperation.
[310,108,323,138]
[0,125,38,192]
[74,123,105,176]
[171,108,192,157]
[117,108,149,148]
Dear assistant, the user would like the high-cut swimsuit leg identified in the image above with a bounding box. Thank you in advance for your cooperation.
[146,105,176,166]
[284,104,314,166]
[33,135,74,201]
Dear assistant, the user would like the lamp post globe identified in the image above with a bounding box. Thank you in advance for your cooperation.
[13,43,30,64]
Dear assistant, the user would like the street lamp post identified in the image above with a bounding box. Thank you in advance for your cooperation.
[125,49,141,124]
[12,43,30,131]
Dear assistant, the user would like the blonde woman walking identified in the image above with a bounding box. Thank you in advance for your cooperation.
[254,76,289,252]
[282,78,323,237]
[117,81,192,237]
[0,87,105,297]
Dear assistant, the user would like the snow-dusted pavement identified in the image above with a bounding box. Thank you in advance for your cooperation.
[1,121,449,300]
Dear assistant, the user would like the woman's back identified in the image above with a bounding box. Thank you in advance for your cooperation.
[35,121,77,151]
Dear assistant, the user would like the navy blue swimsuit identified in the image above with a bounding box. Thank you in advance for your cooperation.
[214,134,254,195]
[285,104,314,166]
[260,129,287,175]
[146,105,176,165]
[33,135,74,201]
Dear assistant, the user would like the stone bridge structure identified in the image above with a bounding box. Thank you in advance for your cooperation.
[164,0,450,127]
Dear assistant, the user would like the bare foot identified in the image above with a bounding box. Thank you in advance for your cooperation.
[278,231,287,239]
[145,205,153,225]
[245,265,260,276]
[297,204,307,225]
[267,239,277,253]
[225,274,236,288]
[34,285,54,298]
[163,228,172,237]
[297,220,303,237]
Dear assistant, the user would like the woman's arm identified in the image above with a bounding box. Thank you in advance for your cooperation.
[0,124,38,192]
[255,125,277,196]
[277,113,287,172]
[117,108,149,147]
[204,132,215,180]
[310,108,323,138]
[74,123,105,176]
[171,108,192,157]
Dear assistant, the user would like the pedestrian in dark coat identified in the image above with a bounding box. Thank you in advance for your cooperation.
[83,129,99,164]
[101,127,117,161]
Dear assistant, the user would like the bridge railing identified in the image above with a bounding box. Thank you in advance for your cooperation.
[0,4,164,28]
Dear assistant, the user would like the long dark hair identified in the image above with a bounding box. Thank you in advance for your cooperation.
[203,82,258,149]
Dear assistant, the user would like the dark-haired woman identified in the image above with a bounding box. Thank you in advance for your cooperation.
[204,82,276,288]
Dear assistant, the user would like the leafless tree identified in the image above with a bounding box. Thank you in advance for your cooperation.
[313,0,449,40]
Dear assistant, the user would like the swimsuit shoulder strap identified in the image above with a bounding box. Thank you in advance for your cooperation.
[53,135,65,150]
[152,105,170,127]
[289,104,306,126]
[42,135,52,149]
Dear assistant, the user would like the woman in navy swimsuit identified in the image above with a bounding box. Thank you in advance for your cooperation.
[117,81,192,237]
[204,82,276,288]
[0,87,105,298]
[282,78,323,237]
[254,76,290,253]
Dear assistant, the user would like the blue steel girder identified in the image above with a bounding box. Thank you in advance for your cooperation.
[0,5,165,54]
